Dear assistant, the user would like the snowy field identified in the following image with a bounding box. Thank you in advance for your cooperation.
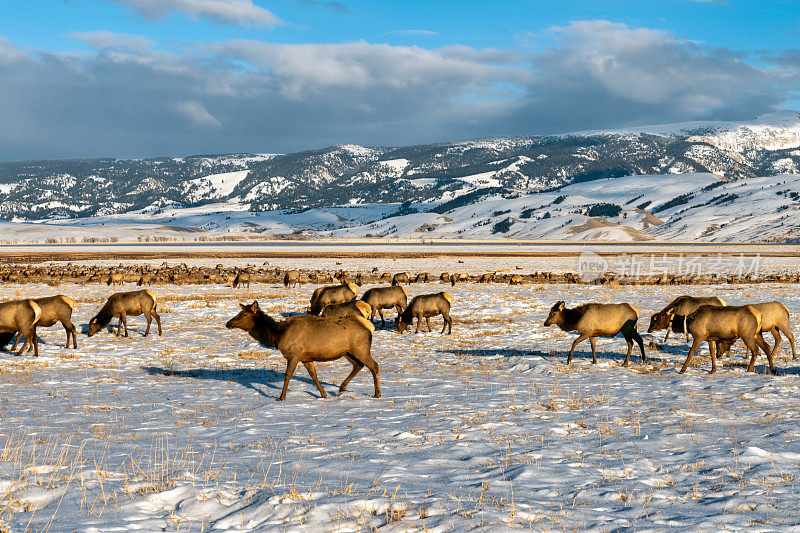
[1,268,800,530]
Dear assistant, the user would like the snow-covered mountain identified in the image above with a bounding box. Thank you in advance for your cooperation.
[0,111,799,242]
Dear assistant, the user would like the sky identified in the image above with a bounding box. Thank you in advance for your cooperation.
[0,0,799,160]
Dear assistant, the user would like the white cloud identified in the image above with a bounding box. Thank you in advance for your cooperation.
[174,100,222,128]
[109,0,282,27]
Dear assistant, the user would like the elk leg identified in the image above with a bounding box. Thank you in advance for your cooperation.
[589,337,597,364]
[663,328,670,343]
[779,324,797,360]
[63,319,77,348]
[377,309,385,326]
[622,334,633,366]
[414,314,422,334]
[340,355,363,394]
[31,329,38,357]
[567,333,590,364]
[151,309,162,335]
[426,317,432,332]
[708,341,717,374]
[302,361,327,398]
[279,357,300,401]
[143,310,152,337]
[442,311,452,335]
[679,338,704,374]
[755,332,776,374]
[684,316,689,343]
[11,333,21,351]
[633,331,646,363]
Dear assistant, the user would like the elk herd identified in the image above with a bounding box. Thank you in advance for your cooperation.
[0,261,796,401]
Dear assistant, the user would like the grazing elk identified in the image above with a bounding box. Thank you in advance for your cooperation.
[107,272,124,286]
[714,301,797,361]
[413,272,430,283]
[232,270,251,289]
[360,285,408,325]
[0,300,41,357]
[12,295,77,350]
[308,283,359,316]
[544,301,646,366]
[284,270,300,289]
[680,305,772,374]
[87,289,162,337]
[321,300,372,320]
[226,301,380,401]
[137,273,153,286]
[391,272,411,286]
[396,292,452,334]
[478,273,494,283]
[648,296,726,342]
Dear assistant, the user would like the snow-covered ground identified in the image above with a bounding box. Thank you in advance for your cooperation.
[1,261,800,530]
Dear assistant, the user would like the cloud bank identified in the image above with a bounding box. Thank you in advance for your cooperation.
[0,21,796,159]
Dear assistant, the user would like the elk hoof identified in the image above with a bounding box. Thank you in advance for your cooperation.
[374,392,381,398]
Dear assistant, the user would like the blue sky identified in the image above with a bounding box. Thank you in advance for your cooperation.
[0,0,798,159]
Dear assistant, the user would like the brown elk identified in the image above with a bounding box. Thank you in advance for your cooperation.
[137,273,153,286]
[714,302,797,361]
[396,292,452,334]
[391,272,411,286]
[478,273,494,283]
[0,300,41,357]
[107,272,124,286]
[12,295,77,350]
[413,272,430,283]
[283,270,300,289]
[648,296,726,342]
[360,285,408,325]
[680,305,772,374]
[87,289,162,337]
[232,271,251,289]
[226,301,380,401]
[321,300,372,320]
[308,283,358,316]
[544,301,646,366]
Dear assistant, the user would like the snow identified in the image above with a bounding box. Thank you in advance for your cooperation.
[2,267,800,530]
[183,170,250,201]
[378,159,409,174]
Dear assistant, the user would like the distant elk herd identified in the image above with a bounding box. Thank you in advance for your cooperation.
[0,261,796,400]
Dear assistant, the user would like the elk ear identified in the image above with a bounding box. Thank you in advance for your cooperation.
[250,301,259,311]
[666,308,676,319]
[556,301,565,310]
[239,303,248,310]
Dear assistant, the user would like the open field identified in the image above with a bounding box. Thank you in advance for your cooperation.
[0,258,799,530]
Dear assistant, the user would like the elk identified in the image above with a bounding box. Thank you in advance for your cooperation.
[226,301,379,401]
[107,272,124,286]
[232,271,251,289]
[321,300,372,320]
[478,273,494,283]
[680,305,772,374]
[137,273,153,286]
[396,292,452,334]
[308,283,358,316]
[714,302,797,361]
[648,295,726,342]
[360,285,408,325]
[87,289,162,337]
[413,272,430,283]
[283,270,300,289]
[391,272,411,286]
[12,295,77,350]
[544,301,646,366]
[0,300,41,357]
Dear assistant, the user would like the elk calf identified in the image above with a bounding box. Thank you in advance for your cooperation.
[321,300,372,320]
[226,301,379,400]
[283,269,301,289]
[715,301,796,362]
[396,292,452,334]
[360,286,408,325]
[544,301,645,365]
[12,295,77,350]
[681,305,772,374]
[648,296,726,342]
[0,300,41,357]
[87,289,162,337]
[233,271,251,289]
[308,283,358,316]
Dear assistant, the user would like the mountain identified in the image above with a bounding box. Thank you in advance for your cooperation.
[0,111,799,242]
